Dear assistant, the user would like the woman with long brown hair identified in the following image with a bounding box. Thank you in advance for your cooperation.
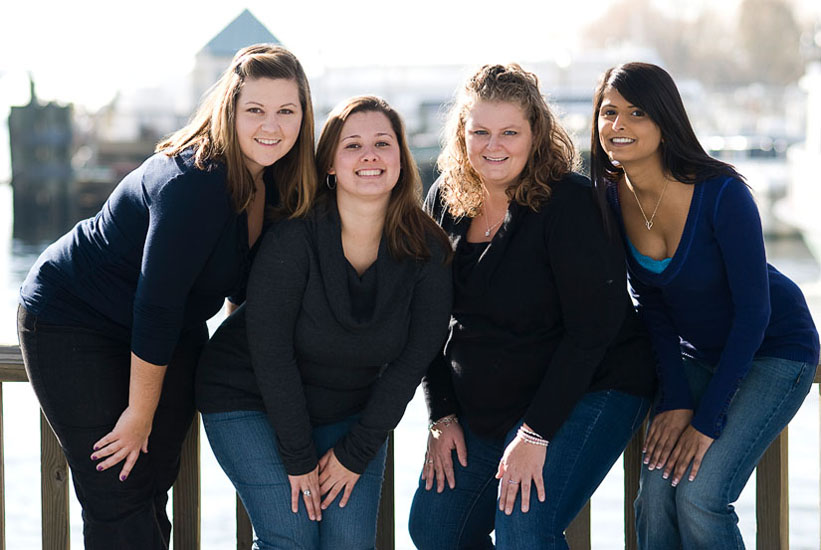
[196,96,452,549]
[408,63,656,549]
[17,44,316,548]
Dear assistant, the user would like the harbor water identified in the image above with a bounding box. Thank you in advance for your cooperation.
[0,183,819,548]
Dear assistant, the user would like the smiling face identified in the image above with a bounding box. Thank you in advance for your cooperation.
[597,87,663,169]
[329,110,401,205]
[464,100,533,190]
[235,77,303,180]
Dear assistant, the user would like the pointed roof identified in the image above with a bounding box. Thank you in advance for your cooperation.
[200,9,281,57]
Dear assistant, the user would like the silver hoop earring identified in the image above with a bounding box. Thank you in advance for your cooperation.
[326,173,336,190]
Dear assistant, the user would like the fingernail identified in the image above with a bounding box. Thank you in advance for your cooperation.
[96,465,103,471]
[662,472,668,479]
[91,455,97,461]
[643,457,649,464]
[93,445,99,451]
[671,479,679,487]
[689,475,695,482]
[648,464,654,471]
[120,474,127,481]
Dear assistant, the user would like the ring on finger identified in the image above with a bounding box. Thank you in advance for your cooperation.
[303,489,312,496]
[426,459,434,464]
[507,479,519,485]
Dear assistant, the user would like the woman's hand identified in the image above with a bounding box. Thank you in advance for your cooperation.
[495,424,547,515]
[664,425,714,486]
[91,406,152,481]
[643,409,693,471]
[288,466,322,521]
[422,416,467,493]
[318,449,361,509]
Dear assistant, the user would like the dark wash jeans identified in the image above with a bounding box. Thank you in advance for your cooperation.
[17,305,206,550]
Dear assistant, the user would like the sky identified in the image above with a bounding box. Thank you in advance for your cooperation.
[0,0,819,181]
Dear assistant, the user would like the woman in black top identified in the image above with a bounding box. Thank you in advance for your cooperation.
[408,64,656,550]
[17,45,316,549]
[196,96,452,549]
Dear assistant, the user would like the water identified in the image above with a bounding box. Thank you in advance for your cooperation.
[1,182,819,548]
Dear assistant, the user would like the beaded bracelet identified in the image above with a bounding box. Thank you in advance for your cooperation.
[517,426,549,447]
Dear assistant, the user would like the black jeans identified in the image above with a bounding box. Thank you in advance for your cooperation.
[17,305,206,550]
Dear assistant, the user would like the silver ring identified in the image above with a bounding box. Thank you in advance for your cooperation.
[507,479,519,485]
[303,489,312,496]
[426,460,434,464]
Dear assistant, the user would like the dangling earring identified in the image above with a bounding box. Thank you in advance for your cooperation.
[325,173,336,190]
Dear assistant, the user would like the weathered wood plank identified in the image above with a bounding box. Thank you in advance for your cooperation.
[173,414,201,549]
[376,431,395,550]
[624,422,645,550]
[236,497,253,550]
[0,383,5,550]
[40,412,69,550]
[0,345,26,382]
[756,428,789,550]
[566,500,591,549]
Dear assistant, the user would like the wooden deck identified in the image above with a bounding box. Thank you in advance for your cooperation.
[0,344,818,549]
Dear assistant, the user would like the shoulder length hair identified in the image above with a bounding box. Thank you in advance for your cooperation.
[590,62,742,192]
[157,44,317,218]
[315,96,451,261]
[437,63,577,218]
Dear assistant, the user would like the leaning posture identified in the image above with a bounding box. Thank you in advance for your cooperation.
[408,63,656,550]
[17,45,316,548]
[591,62,819,549]
[196,96,452,549]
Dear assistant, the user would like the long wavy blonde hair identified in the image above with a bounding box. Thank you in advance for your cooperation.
[438,63,577,218]
[157,44,317,218]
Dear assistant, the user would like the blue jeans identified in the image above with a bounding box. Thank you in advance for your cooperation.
[202,411,388,550]
[409,390,650,550]
[635,356,816,550]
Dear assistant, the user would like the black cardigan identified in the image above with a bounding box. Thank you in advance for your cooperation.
[422,173,656,441]
[196,200,452,475]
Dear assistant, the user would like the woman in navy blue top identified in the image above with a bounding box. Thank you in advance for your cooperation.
[17,44,317,549]
[591,62,819,549]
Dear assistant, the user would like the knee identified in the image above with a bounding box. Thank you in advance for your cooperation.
[674,480,728,521]
[409,490,448,550]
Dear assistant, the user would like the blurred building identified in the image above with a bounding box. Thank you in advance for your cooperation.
[191,9,282,107]
[8,77,73,237]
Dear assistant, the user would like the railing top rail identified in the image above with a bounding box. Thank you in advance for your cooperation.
[1,344,821,383]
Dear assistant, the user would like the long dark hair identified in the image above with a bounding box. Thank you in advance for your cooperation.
[315,96,451,261]
[590,62,741,196]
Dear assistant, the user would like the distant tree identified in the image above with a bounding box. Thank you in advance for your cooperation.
[737,0,803,84]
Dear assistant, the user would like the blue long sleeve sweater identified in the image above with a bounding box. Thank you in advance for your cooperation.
[20,150,269,366]
[607,176,819,438]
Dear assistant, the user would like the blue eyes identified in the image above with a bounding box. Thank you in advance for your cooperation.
[470,130,518,136]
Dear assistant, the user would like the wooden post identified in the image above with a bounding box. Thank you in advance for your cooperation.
[566,501,591,549]
[0,383,5,550]
[375,431,395,550]
[236,497,252,550]
[624,425,645,550]
[756,428,789,550]
[40,413,69,550]
[173,414,201,550]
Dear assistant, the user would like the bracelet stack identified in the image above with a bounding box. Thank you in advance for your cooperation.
[517,425,549,447]
[429,414,458,435]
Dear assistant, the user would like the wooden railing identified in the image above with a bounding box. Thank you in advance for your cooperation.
[0,343,818,549]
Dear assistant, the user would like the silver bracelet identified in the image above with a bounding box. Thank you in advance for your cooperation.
[429,414,458,433]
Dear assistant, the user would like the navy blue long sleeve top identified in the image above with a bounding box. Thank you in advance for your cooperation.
[20,150,271,366]
[607,176,819,438]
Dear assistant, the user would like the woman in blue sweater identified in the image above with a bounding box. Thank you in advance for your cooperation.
[591,62,819,549]
[17,44,317,549]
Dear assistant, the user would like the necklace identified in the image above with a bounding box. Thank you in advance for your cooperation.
[483,208,506,237]
[628,179,670,230]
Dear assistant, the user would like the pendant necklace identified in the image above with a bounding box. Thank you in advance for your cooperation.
[628,178,670,230]
[483,208,506,237]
